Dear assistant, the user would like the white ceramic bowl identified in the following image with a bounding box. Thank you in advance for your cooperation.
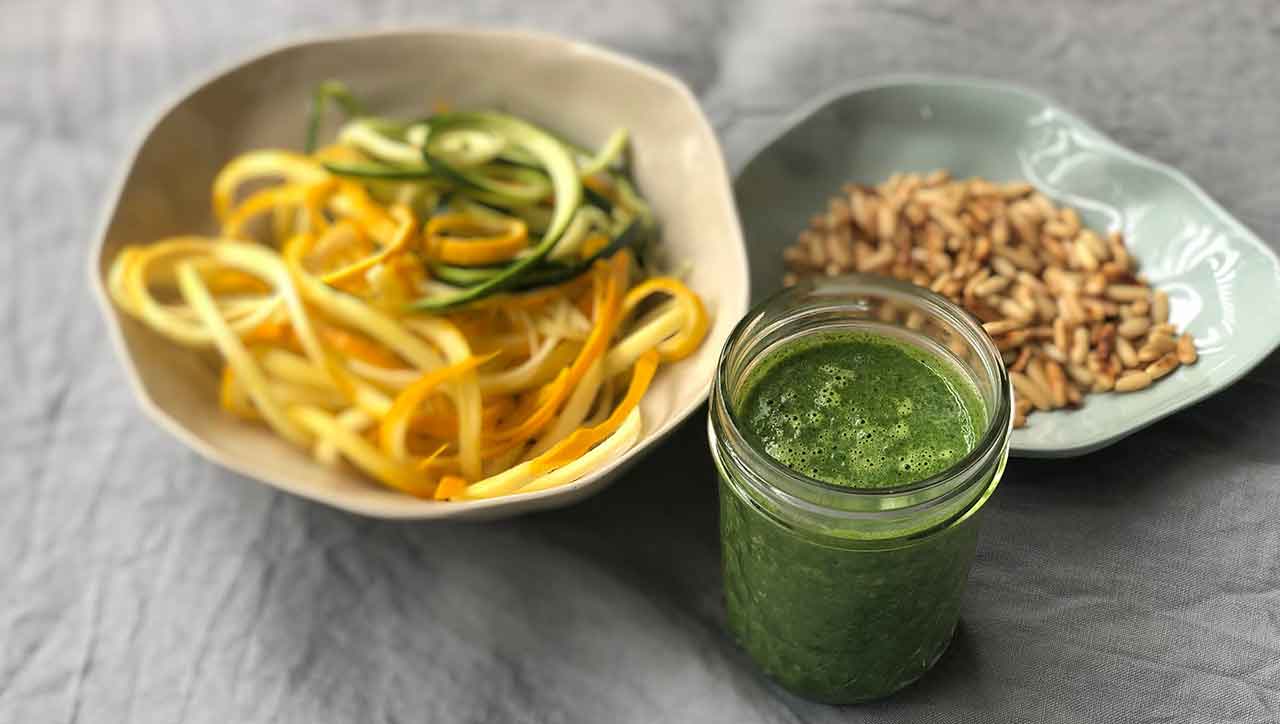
[89,28,749,520]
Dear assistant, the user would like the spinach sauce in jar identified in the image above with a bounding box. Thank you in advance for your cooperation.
[720,330,994,703]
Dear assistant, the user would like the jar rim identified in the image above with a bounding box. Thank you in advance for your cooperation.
[711,274,1012,518]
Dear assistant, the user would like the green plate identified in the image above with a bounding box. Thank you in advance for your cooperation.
[734,75,1280,457]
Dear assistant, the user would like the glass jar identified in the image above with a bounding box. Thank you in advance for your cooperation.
[708,274,1012,704]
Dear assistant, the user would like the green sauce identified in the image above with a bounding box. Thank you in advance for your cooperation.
[719,331,997,703]
[739,332,984,488]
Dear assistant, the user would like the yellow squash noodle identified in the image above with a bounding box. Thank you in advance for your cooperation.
[426,213,529,266]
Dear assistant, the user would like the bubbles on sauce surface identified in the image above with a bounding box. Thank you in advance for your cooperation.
[739,333,982,488]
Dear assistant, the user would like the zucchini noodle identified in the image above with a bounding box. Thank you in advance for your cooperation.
[105,83,711,502]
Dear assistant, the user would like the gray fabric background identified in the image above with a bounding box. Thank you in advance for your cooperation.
[3,1,1279,722]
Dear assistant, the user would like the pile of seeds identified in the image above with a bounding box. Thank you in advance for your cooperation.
[781,170,1198,428]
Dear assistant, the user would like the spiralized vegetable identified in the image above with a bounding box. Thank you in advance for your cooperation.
[107,86,710,502]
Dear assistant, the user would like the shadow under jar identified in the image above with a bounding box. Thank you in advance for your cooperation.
[708,275,1012,704]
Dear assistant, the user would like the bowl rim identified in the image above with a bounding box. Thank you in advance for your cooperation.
[733,72,1280,458]
[87,26,750,518]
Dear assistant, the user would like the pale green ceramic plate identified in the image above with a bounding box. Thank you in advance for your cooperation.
[734,75,1280,457]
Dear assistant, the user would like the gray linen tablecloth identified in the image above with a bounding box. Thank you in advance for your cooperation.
[4,2,1279,722]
